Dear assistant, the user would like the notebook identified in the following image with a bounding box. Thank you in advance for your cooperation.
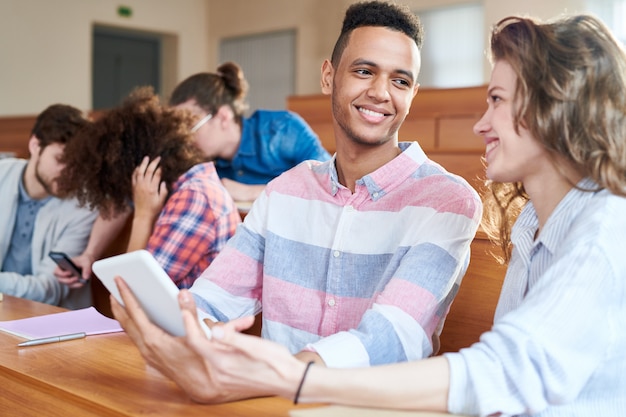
[0,306,123,340]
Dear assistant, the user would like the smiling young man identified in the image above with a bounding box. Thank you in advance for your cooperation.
[111,0,482,402]
[0,104,97,309]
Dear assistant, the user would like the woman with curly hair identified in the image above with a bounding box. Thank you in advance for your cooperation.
[58,87,240,289]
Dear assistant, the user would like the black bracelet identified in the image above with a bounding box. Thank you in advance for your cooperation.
[294,361,315,404]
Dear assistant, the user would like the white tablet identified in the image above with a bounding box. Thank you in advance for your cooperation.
[92,249,211,338]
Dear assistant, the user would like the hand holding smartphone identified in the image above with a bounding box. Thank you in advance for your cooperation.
[49,251,87,284]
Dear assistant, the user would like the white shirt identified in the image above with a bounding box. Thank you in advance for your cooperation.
[446,178,626,416]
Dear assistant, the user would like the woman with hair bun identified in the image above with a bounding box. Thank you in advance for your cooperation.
[169,61,331,202]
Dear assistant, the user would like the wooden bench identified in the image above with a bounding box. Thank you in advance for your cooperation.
[438,231,506,353]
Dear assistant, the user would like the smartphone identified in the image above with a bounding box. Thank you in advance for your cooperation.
[49,251,86,284]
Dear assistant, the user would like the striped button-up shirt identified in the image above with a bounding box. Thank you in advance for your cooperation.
[192,142,482,367]
[447,178,626,416]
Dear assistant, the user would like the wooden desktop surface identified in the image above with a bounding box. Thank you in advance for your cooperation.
[0,295,316,417]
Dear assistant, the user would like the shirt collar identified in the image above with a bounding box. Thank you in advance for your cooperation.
[171,162,216,193]
[17,172,31,202]
[18,168,51,206]
[513,177,600,255]
[327,141,427,199]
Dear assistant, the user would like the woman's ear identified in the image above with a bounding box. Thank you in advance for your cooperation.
[215,105,235,128]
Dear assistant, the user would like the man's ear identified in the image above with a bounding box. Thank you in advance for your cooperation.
[320,59,333,95]
[28,135,41,157]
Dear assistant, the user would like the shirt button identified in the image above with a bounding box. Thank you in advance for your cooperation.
[328,299,336,307]
[372,192,379,198]
[237,170,244,176]
[346,205,354,211]
[333,250,340,258]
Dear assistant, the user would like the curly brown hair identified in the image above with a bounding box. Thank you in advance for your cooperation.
[58,86,205,218]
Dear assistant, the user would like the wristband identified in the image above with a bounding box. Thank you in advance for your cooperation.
[294,361,315,404]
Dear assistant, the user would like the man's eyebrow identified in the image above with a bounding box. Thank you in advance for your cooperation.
[351,59,416,82]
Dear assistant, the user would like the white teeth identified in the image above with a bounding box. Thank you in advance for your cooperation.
[486,140,498,154]
[359,107,384,117]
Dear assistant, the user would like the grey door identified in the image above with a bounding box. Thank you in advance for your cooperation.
[220,30,295,114]
[92,27,161,110]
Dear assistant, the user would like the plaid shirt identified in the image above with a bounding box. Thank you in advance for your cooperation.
[146,163,240,289]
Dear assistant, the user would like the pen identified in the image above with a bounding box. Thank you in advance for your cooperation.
[17,332,86,347]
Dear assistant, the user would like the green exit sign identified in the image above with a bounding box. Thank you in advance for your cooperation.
[117,5,133,18]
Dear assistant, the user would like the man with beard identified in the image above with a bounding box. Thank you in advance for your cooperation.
[0,104,97,309]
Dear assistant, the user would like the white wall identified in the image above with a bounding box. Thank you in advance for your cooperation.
[0,0,210,116]
[205,0,590,95]
[0,0,593,116]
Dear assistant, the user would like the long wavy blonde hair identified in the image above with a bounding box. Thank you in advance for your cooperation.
[482,14,626,262]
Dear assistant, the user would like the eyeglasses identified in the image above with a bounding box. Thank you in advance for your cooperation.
[190,113,213,133]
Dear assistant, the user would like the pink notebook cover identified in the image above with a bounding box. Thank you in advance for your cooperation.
[0,306,124,340]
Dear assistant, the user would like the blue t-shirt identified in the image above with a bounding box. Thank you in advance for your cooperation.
[215,110,331,184]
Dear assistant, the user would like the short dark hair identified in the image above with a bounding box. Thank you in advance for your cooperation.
[31,104,88,149]
[331,1,424,66]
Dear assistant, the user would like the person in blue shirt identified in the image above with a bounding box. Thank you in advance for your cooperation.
[169,62,331,202]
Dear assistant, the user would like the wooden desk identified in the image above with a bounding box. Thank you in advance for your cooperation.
[0,295,316,416]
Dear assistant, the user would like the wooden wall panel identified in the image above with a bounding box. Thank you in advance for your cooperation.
[428,152,486,192]
[312,122,336,154]
[410,85,487,116]
[439,233,507,353]
[438,116,483,151]
[0,116,36,159]
[399,118,436,150]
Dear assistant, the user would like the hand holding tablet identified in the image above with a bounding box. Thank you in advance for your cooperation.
[92,250,212,338]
